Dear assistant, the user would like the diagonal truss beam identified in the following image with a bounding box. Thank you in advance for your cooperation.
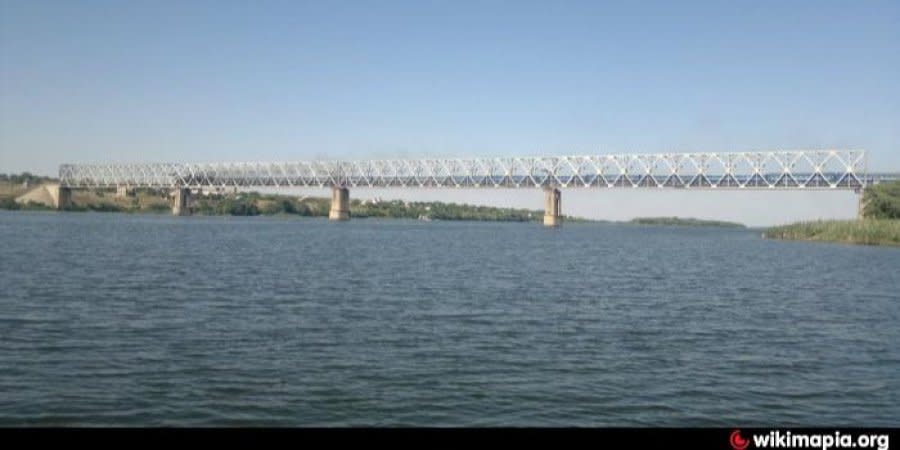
[59,150,869,190]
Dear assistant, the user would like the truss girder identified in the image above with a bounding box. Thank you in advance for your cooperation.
[59,150,868,190]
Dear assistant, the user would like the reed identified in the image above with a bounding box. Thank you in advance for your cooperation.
[764,219,900,246]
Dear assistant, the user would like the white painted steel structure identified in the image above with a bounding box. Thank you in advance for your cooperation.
[60,150,868,190]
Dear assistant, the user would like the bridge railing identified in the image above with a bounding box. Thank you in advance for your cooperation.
[59,150,868,190]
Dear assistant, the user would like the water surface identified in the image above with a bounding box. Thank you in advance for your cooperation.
[1,211,898,425]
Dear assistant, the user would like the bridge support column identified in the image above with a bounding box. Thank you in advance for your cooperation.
[49,184,72,210]
[329,186,350,221]
[172,188,191,216]
[116,185,132,198]
[857,188,867,220]
[543,187,561,227]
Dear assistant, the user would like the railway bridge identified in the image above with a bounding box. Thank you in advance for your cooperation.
[53,150,883,226]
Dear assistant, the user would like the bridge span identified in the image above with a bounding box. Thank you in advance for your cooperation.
[54,150,879,226]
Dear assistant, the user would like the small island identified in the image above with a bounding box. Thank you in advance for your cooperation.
[762,181,900,247]
[629,217,746,228]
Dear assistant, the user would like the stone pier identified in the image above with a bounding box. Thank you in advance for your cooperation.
[51,184,72,210]
[329,186,350,221]
[543,187,561,227]
[172,188,191,216]
[116,185,132,198]
[857,188,867,220]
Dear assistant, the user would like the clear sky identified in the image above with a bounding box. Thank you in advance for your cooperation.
[1,1,898,224]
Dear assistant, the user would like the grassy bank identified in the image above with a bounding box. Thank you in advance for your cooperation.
[763,181,900,247]
[764,220,900,247]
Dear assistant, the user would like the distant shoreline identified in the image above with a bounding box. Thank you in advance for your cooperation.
[2,184,582,223]
[3,191,752,228]
[28,177,880,231]
[0,207,756,229]
[3,178,750,227]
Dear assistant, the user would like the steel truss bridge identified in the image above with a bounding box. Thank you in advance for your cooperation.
[60,150,871,190]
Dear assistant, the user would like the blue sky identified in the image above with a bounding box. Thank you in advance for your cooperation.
[0,1,897,224]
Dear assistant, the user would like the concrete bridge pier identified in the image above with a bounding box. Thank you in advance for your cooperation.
[857,188,867,220]
[543,187,561,227]
[329,186,350,221]
[116,185,132,198]
[51,184,72,210]
[172,188,191,216]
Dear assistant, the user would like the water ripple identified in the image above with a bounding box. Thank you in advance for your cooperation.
[1,212,898,425]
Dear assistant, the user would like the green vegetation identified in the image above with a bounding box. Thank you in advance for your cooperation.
[0,197,21,210]
[764,181,900,247]
[764,219,900,247]
[862,181,900,219]
[192,192,552,222]
[0,173,57,186]
[65,189,171,213]
[629,217,746,228]
[352,199,544,222]
[192,193,329,217]
[0,199,55,211]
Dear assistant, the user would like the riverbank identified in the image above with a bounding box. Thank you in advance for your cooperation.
[2,184,576,222]
[4,181,746,227]
[762,180,900,247]
[763,219,900,247]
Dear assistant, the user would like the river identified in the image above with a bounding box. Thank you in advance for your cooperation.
[1,211,898,425]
